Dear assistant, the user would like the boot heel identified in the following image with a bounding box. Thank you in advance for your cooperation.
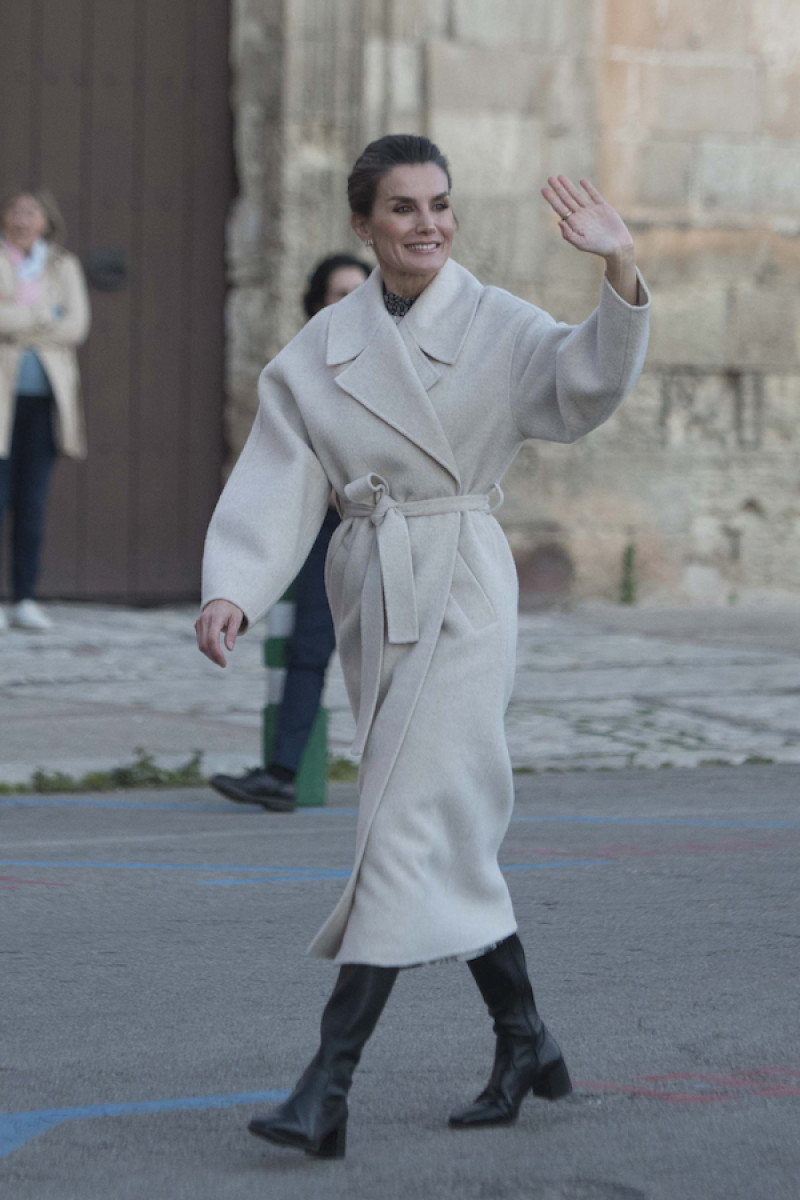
[308,1120,347,1160]
[531,1056,572,1101]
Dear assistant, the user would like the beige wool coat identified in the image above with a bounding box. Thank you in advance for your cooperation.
[202,258,651,967]
[0,242,91,459]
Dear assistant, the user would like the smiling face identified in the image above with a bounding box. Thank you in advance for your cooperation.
[351,163,454,298]
[2,194,49,253]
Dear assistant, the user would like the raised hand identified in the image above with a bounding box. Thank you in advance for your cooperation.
[541,176,634,260]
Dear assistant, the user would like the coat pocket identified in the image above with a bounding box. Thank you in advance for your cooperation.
[450,550,497,631]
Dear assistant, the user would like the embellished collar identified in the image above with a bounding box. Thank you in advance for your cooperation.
[383,288,416,319]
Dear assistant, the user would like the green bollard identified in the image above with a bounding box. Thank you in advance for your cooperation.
[262,587,328,807]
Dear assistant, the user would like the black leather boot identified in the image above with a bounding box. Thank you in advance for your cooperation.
[248,964,398,1158]
[449,934,571,1128]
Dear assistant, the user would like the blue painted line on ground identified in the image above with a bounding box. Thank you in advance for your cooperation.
[0,858,613,885]
[0,796,238,813]
[3,791,796,830]
[200,860,614,886]
[502,859,615,871]
[0,795,361,815]
[510,814,800,830]
[199,869,351,885]
[0,1088,289,1158]
[0,860,342,873]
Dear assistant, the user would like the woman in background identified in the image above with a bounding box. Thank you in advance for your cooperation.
[0,188,90,631]
[210,252,370,810]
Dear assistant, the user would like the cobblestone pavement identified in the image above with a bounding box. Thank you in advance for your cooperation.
[1,601,799,783]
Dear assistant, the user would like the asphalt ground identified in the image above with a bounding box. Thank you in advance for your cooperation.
[2,766,799,1200]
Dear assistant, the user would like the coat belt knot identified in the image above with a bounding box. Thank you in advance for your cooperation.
[340,473,503,757]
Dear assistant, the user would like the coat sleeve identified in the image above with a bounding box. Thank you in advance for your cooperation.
[0,297,52,340]
[201,363,331,629]
[43,255,91,347]
[508,271,651,443]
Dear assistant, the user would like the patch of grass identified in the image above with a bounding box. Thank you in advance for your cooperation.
[327,757,360,783]
[0,748,206,795]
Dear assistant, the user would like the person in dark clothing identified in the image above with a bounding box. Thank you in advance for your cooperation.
[210,253,370,812]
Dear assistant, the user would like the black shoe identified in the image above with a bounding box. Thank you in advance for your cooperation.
[449,934,572,1128]
[210,767,296,812]
[248,964,398,1159]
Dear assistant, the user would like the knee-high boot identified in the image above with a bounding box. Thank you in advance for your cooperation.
[249,963,398,1158]
[449,934,571,1128]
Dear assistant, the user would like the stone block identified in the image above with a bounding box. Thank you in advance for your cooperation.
[607,371,665,448]
[699,141,800,215]
[543,0,599,51]
[596,135,638,209]
[453,0,548,48]
[541,131,596,188]
[631,228,784,290]
[387,39,423,117]
[285,0,362,40]
[747,0,800,60]
[385,0,451,38]
[696,143,756,213]
[647,284,729,369]
[658,0,750,53]
[453,0,594,50]
[599,60,635,128]
[545,55,597,133]
[510,198,549,278]
[430,111,544,197]
[657,372,739,451]
[727,286,800,369]
[639,64,758,136]
[762,374,800,448]
[543,234,603,294]
[362,37,389,143]
[764,69,800,140]
[636,139,695,209]
[449,195,536,286]
[426,41,545,114]
[537,281,604,325]
[605,0,659,48]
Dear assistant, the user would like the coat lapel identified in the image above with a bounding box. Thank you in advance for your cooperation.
[327,260,484,487]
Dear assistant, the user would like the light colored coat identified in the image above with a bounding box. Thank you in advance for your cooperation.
[0,242,91,458]
[202,258,651,967]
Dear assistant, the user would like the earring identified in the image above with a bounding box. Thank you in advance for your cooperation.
[365,239,373,248]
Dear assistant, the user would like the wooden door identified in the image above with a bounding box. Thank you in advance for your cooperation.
[0,0,233,601]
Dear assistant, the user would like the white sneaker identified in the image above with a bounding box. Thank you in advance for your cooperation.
[11,599,53,631]
[0,607,7,633]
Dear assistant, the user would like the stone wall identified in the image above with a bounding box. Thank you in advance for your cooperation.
[228,0,800,603]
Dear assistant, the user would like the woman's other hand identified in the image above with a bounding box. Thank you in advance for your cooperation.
[195,599,244,667]
[541,175,640,305]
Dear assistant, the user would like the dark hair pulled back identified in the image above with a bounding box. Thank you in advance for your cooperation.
[347,134,452,217]
[302,253,371,319]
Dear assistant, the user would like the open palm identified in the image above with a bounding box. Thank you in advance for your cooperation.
[541,175,633,258]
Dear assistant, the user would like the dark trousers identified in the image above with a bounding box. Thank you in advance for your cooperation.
[0,395,57,602]
[270,506,340,774]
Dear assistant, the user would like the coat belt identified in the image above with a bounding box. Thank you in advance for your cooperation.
[339,473,502,757]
